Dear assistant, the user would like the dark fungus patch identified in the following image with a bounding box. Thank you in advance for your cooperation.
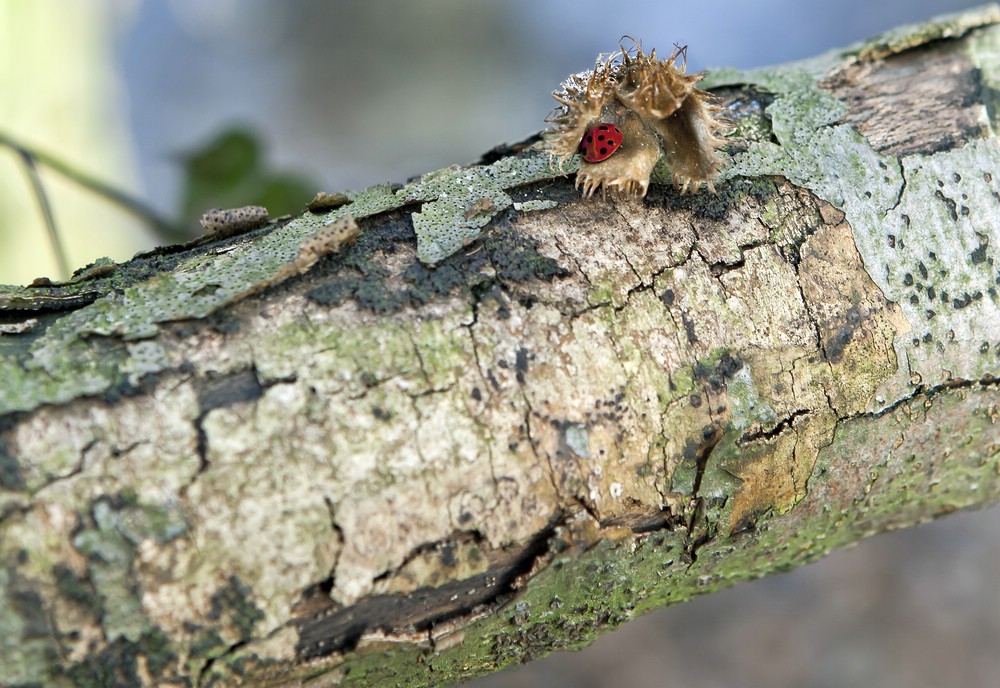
[207,576,266,642]
[646,176,778,222]
[693,352,744,392]
[475,133,546,165]
[515,348,530,384]
[952,292,973,309]
[53,564,102,614]
[65,628,176,688]
[0,434,26,492]
[307,212,568,314]
[971,232,990,265]
[681,313,698,344]
[825,304,865,364]
[195,368,264,415]
[712,86,778,146]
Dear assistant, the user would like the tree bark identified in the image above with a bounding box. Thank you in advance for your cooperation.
[2,6,1000,687]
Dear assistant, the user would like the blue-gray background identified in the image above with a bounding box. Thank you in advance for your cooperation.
[121,0,987,213]
[116,2,998,686]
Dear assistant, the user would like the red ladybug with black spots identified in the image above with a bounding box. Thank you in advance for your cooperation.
[579,123,623,163]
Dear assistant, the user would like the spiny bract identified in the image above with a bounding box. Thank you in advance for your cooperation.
[545,41,729,198]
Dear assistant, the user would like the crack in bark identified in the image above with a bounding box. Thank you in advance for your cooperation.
[285,335,985,671]
[738,409,811,445]
[460,314,506,513]
[198,637,254,687]
[616,246,643,287]
[291,524,558,661]
[521,394,562,506]
[187,367,295,490]
[865,374,1000,422]
[886,163,908,216]
[405,330,434,393]
[32,437,97,497]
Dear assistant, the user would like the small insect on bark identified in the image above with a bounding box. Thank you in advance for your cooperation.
[580,123,624,163]
[545,39,729,198]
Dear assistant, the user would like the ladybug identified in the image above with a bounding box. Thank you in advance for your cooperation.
[579,123,623,163]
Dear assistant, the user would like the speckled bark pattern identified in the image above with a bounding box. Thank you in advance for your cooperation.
[1,7,1000,688]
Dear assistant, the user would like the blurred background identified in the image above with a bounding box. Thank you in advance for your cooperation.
[2,1,998,686]
[2,0,993,284]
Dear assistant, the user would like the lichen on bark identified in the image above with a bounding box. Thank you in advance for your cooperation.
[1,6,1000,688]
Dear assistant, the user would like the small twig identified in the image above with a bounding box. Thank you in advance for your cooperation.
[16,147,69,280]
[0,131,184,254]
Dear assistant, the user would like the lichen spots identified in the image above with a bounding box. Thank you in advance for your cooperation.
[546,41,729,198]
[882,140,1000,385]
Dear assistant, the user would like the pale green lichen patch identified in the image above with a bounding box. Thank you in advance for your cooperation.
[71,499,152,643]
[405,151,563,265]
[726,365,777,431]
[0,151,568,416]
[879,139,1000,385]
[0,566,62,687]
[0,211,364,415]
[513,199,559,212]
[852,3,1000,61]
[721,68,903,223]
[563,423,590,459]
[712,56,997,399]
[20,385,201,505]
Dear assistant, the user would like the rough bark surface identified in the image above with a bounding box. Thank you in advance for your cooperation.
[1,6,1000,688]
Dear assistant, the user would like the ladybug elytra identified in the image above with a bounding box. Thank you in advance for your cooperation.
[579,123,623,163]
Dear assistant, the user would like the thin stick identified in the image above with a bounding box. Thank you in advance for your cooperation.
[0,131,183,245]
[17,147,70,280]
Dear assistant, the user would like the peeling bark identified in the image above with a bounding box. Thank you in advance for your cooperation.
[1,7,1000,687]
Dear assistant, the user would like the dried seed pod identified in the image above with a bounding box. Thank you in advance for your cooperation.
[545,41,729,198]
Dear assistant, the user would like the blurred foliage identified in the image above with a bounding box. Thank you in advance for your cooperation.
[177,128,317,230]
[3,127,318,280]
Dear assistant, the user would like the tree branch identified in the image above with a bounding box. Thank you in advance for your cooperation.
[1,6,999,687]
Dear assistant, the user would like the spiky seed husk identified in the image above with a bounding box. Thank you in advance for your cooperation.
[544,43,729,198]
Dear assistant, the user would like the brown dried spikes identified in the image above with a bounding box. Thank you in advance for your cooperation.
[545,42,729,197]
[546,57,617,162]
